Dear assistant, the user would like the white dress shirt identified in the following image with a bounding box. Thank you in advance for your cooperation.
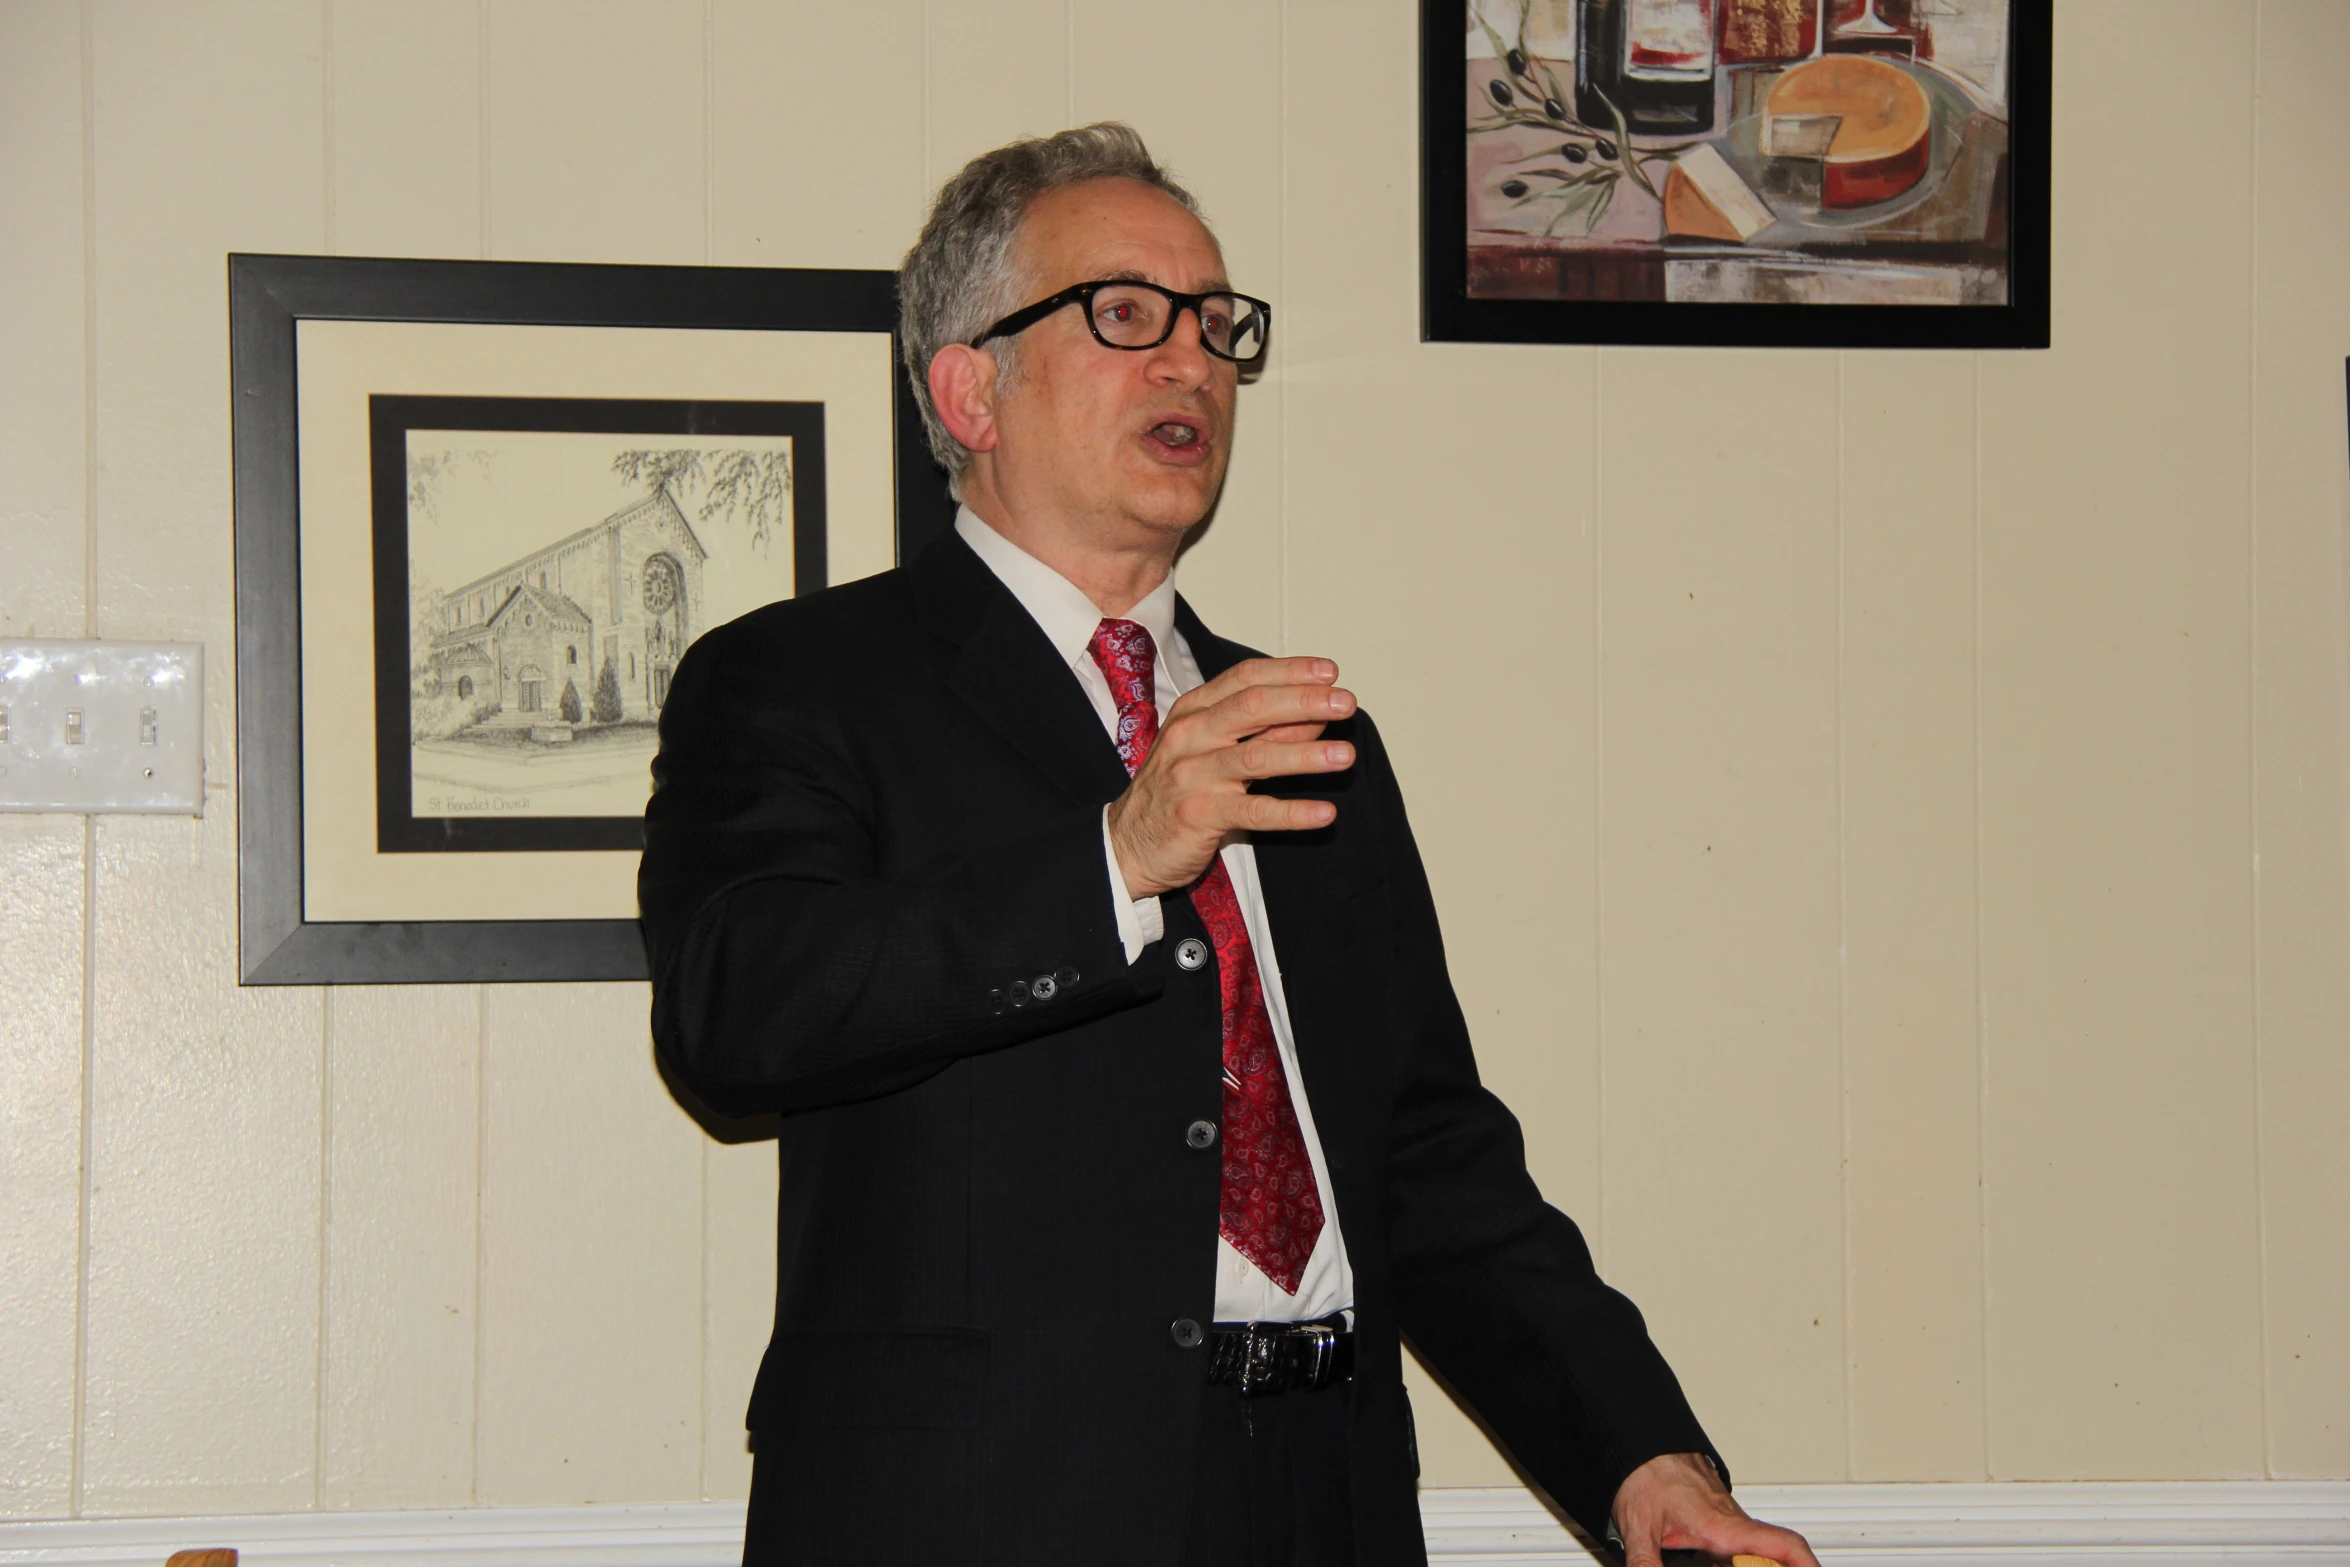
[955,508,1356,1323]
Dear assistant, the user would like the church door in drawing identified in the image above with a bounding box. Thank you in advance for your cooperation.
[517,664,545,714]
[643,552,686,712]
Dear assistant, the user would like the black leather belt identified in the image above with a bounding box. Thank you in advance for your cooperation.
[1204,1317,1354,1397]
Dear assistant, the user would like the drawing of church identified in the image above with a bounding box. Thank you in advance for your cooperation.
[427,488,706,728]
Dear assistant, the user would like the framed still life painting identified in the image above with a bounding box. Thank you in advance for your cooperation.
[1422,0,2051,347]
[229,254,953,984]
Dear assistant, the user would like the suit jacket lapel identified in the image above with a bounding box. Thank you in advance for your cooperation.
[1173,596,1369,1177]
[1174,595,1249,684]
[912,528,1133,808]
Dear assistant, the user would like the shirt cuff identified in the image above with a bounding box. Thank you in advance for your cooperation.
[1103,806,1165,964]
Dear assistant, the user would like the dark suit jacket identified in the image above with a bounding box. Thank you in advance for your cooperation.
[639,529,1719,1566]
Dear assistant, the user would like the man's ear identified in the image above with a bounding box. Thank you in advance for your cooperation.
[927,345,1000,457]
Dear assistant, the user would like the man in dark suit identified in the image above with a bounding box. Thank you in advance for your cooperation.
[640,123,1818,1567]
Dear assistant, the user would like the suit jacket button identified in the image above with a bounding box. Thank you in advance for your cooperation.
[1008,980,1029,1007]
[1170,1317,1205,1350]
[988,989,1005,1014]
[1055,967,1079,988]
[1031,973,1058,1001]
[1174,938,1209,971]
[1185,1119,1218,1150]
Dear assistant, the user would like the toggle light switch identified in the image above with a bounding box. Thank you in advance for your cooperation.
[0,640,204,814]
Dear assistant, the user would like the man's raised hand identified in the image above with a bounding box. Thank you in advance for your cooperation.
[1106,656,1356,899]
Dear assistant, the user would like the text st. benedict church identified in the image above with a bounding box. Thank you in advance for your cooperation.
[428,488,706,728]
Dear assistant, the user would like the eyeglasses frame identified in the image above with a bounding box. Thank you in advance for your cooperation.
[968,279,1272,367]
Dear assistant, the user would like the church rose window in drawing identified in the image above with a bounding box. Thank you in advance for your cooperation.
[644,552,685,711]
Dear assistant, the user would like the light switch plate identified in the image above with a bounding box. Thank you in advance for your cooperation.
[0,640,205,814]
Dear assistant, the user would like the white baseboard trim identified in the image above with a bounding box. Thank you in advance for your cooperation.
[1422,1482,2350,1564]
[0,1503,745,1567]
[0,1482,2341,1566]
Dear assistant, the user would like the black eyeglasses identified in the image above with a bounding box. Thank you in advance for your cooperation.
[970,279,1271,367]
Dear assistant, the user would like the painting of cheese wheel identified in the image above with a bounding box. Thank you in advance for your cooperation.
[1762,56,1934,209]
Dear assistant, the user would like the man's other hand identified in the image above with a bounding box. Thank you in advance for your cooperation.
[1107,656,1356,898]
[1611,1452,1820,1567]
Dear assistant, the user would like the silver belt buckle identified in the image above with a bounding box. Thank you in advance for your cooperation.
[1302,1322,1335,1389]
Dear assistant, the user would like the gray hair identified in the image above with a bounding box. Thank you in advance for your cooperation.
[900,122,1202,491]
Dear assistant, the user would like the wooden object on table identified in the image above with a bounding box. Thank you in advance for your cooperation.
[164,1551,237,1567]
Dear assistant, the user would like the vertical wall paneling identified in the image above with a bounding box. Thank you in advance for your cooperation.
[315,4,494,1509]
[1976,0,2265,1479]
[0,0,91,1516]
[469,2,710,1506]
[699,1140,775,1501]
[1600,348,1847,1480]
[474,986,701,1504]
[2249,0,2350,1480]
[0,0,90,641]
[481,0,708,266]
[327,0,486,262]
[920,0,1070,193]
[320,988,481,1508]
[709,1,926,275]
[1838,351,1987,1480]
[0,817,86,1517]
[77,0,333,1514]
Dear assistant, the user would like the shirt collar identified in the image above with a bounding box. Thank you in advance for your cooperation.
[955,505,1179,669]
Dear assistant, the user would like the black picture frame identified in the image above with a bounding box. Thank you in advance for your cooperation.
[1421,0,2051,349]
[230,253,954,985]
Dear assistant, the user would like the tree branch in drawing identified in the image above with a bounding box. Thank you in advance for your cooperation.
[613,447,794,552]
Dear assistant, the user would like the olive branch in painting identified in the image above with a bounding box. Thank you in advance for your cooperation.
[612,448,794,553]
[1469,0,1679,236]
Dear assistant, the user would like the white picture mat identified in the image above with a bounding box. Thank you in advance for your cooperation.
[296,318,897,924]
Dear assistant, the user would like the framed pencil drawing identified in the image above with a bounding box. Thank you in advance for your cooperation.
[230,254,953,985]
[1422,0,2051,347]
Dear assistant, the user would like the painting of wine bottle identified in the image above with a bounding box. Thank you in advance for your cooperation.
[1425,0,2047,347]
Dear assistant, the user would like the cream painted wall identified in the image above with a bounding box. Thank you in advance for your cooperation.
[1,0,2345,1520]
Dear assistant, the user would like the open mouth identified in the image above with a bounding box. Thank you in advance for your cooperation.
[1147,418,1205,450]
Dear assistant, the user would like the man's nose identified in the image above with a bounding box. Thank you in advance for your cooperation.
[1148,306,1213,386]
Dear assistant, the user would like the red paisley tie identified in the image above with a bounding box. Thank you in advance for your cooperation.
[1088,618,1326,1295]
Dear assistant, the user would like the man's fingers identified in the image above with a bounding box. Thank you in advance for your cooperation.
[1214,737,1354,783]
[1228,792,1337,833]
[1184,682,1356,749]
[1168,660,1344,734]
[1751,1530,1821,1567]
[1174,655,1338,717]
